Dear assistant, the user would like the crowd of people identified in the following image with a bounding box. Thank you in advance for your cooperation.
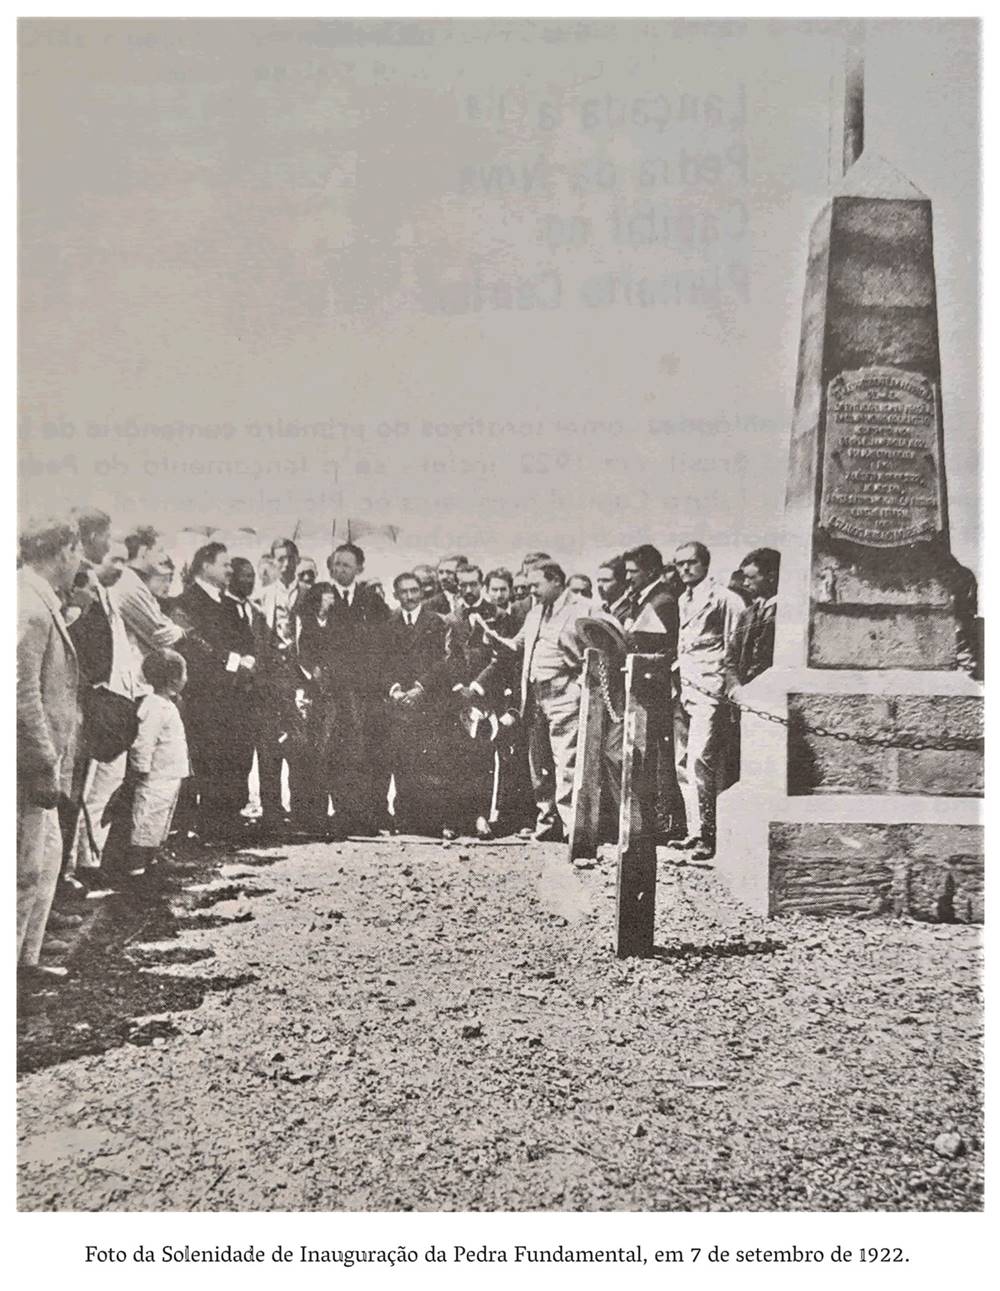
[17,506,787,981]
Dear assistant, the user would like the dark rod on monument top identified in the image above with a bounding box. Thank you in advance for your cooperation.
[842,25,865,175]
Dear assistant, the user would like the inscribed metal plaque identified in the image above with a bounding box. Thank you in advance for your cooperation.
[820,366,942,547]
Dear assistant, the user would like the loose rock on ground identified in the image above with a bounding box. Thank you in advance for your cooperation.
[17,835,983,1211]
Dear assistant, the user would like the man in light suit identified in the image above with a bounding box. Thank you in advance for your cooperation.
[476,562,589,842]
[62,508,137,889]
[17,516,81,972]
[255,537,302,833]
[672,540,746,861]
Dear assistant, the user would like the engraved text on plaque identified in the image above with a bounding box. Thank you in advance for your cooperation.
[820,366,942,547]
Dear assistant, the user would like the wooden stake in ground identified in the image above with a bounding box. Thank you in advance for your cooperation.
[615,653,664,957]
[568,648,607,861]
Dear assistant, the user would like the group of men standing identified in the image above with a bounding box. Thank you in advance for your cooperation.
[17,504,780,976]
[502,541,780,862]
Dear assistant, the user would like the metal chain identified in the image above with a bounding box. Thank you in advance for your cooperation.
[595,652,625,724]
[588,653,982,753]
[682,673,983,753]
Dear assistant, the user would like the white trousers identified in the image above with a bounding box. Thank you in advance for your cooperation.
[673,690,727,842]
[17,801,63,965]
[72,752,128,871]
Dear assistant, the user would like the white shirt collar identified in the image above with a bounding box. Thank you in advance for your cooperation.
[195,576,222,603]
[403,604,421,627]
[338,582,356,606]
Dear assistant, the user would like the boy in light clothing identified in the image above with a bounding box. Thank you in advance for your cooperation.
[127,649,190,878]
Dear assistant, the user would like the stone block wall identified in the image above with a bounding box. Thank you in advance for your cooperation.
[770,822,983,922]
[788,693,982,797]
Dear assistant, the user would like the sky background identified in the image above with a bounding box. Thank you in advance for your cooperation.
[19,18,980,588]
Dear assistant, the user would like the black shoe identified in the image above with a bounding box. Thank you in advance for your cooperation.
[532,825,564,843]
[690,841,716,862]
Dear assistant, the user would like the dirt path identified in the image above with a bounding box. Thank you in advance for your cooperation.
[17,837,983,1211]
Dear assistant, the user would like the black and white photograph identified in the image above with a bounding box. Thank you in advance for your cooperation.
[16,14,984,1229]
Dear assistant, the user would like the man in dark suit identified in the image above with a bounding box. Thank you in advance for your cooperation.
[382,571,453,836]
[467,568,534,835]
[622,543,684,841]
[422,554,468,616]
[441,564,490,671]
[316,542,391,836]
[222,556,265,830]
[726,547,780,690]
[173,543,256,842]
[436,564,498,837]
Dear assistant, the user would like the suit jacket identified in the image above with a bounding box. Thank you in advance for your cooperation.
[17,567,80,792]
[325,583,390,693]
[465,604,523,711]
[726,596,777,689]
[623,578,679,662]
[676,577,747,699]
[382,607,449,698]
[173,582,250,718]
[111,565,184,692]
[68,570,113,686]
[222,593,273,709]
[442,597,497,681]
[479,589,591,714]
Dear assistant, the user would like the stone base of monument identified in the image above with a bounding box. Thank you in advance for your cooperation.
[715,666,983,923]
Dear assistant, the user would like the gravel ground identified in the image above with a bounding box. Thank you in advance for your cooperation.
[17,836,983,1211]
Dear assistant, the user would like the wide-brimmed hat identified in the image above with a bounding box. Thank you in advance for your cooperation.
[575,614,628,664]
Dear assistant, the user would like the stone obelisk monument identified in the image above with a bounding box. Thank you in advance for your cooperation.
[715,34,983,922]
